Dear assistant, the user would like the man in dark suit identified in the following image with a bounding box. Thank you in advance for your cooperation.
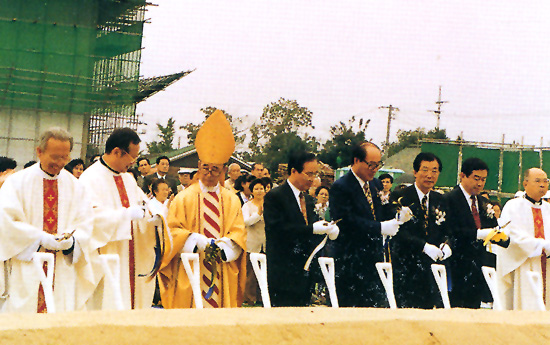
[264,151,339,307]
[389,152,452,309]
[330,142,412,307]
[444,157,509,308]
[142,155,179,195]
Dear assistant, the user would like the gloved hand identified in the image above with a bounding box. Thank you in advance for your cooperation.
[477,228,494,240]
[182,233,210,253]
[440,243,452,260]
[313,220,332,235]
[543,240,550,255]
[328,224,340,240]
[380,219,400,237]
[423,243,443,261]
[147,214,163,227]
[217,237,242,262]
[127,204,145,221]
[40,232,74,251]
[396,206,413,225]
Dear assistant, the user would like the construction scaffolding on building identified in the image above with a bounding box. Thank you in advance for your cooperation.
[0,0,191,162]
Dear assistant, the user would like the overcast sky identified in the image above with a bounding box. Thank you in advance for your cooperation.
[137,0,550,150]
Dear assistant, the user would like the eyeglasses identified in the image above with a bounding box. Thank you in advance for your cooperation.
[199,165,223,177]
[419,167,440,174]
[362,160,382,170]
[527,178,550,184]
[303,171,319,179]
[121,149,139,163]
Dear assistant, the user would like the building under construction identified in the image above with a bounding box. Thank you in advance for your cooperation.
[0,0,190,163]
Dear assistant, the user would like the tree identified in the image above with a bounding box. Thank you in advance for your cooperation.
[146,117,176,154]
[260,132,319,179]
[180,107,247,147]
[385,127,448,158]
[319,116,371,168]
[249,97,316,159]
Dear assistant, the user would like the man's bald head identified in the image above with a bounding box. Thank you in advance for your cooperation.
[228,162,241,182]
[523,168,549,201]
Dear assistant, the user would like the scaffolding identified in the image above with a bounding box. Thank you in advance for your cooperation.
[0,0,148,156]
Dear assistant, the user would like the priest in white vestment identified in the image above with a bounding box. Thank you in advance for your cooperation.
[79,128,157,310]
[0,128,94,313]
[497,168,550,310]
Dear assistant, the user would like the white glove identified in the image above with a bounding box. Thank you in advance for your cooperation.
[476,228,494,240]
[40,232,74,251]
[313,220,332,235]
[396,206,413,225]
[328,224,340,240]
[423,243,443,261]
[217,237,243,262]
[127,205,145,221]
[182,233,210,253]
[440,243,452,260]
[380,219,400,237]
[147,214,163,227]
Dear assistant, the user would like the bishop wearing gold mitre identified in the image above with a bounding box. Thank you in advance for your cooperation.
[159,110,247,308]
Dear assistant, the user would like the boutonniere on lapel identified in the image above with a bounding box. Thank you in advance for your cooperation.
[485,203,495,219]
[378,191,390,205]
[431,206,446,225]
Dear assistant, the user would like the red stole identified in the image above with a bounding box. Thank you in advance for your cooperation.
[38,179,58,313]
[113,175,136,309]
[532,207,546,303]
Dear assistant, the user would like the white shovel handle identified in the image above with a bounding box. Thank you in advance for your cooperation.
[318,257,338,308]
[431,264,451,309]
[250,253,271,308]
[181,253,203,309]
[481,266,502,310]
[375,262,397,309]
[32,252,56,313]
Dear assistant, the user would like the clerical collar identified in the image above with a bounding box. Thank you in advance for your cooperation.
[199,179,219,193]
[100,156,121,174]
[525,194,542,205]
[38,163,58,179]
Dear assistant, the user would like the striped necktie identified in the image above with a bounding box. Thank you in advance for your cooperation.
[421,194,429,233]
[363,182,376,220]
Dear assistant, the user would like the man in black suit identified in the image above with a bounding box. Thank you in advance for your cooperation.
[389,152,452,309]
[142,155,179,195]
[444,157,509,308]
[264,151,339,307]
[330,142,412,307]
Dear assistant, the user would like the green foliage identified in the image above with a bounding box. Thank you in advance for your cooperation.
[385,127,448,157]
[248,98,316,159]
[319,116,370,168]
[146,117,176,154]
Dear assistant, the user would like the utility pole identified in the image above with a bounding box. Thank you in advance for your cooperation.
[379,104,399,147]
[428,85,448,129]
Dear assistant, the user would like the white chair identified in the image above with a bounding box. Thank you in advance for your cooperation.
[180,253,203,309]
[431,264,451,309]
[250,253,271,308]
[32,252,56,313]
[99,254,124,310]
[375,262,397,309]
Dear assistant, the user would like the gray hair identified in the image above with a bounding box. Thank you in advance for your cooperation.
[38,127,74,151]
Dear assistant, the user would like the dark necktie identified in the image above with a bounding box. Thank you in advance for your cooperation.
[363,183,376,220]
[421,194,429,233]
[471,195,481,229]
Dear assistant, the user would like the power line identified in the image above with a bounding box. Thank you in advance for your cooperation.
[428,85,448,129]
[379,104,400,147]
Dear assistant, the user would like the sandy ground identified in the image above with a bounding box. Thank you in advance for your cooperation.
[1,307,550,344]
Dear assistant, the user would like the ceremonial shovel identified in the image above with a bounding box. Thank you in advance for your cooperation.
[99,254,124,310]
[375,262,397,309]
[431,264,451,309]
[250,253,271,308]
[318,257,339,308]
[481,266,502,310]
[32,252,56,313]
[180,253,203,309]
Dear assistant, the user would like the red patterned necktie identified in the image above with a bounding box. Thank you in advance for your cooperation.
[38,179,58,313]
[201,191,221,308]
[363,183,376,220]
[532,207,547,303]
[471,195,481,229]
[113,175,136,309]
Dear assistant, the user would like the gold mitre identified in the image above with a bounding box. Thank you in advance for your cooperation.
[195,109,235,164]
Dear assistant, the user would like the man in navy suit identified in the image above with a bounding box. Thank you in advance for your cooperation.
[444,157,509,308]
[330,142,412,307]
[389,152,452,308]
[264,151,339,307]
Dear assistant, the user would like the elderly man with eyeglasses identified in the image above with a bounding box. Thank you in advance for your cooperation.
[159,110,247,308]
[329,142,413,307]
